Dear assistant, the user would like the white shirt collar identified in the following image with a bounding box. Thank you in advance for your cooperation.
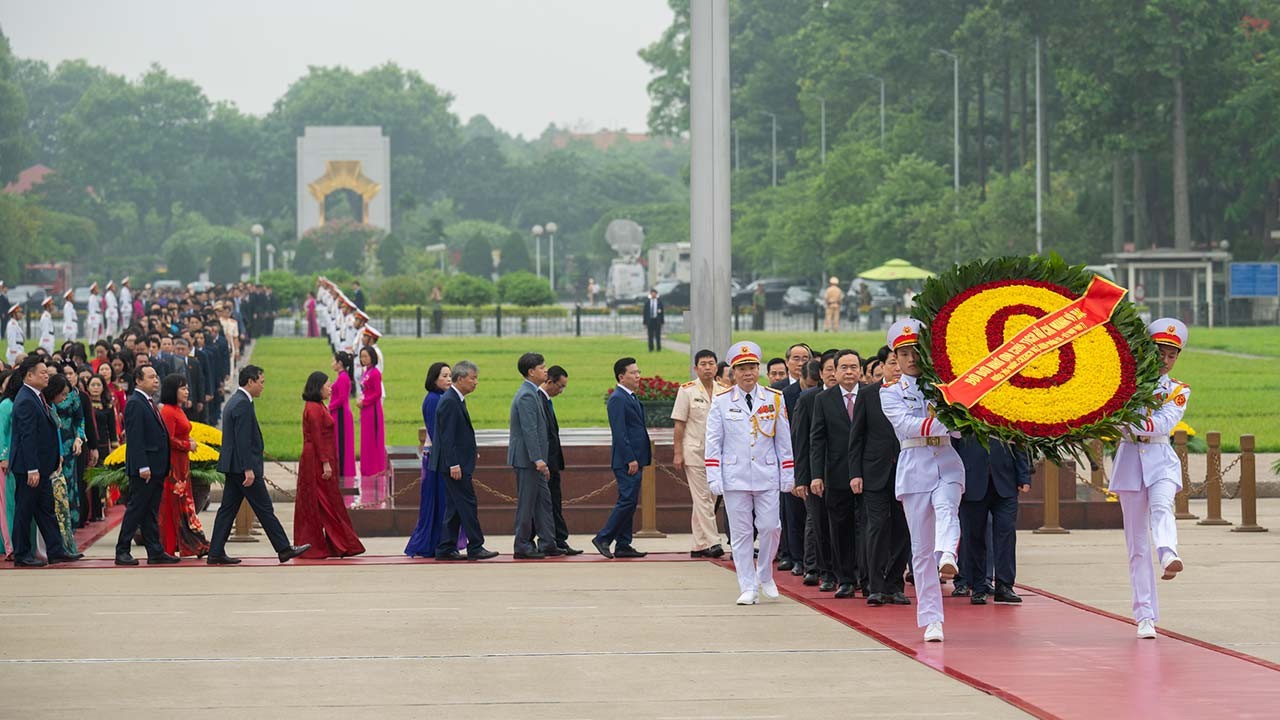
[238,386,254,404]
[538,386,551,400]
[616,384,635,396]
[452,385,466,403]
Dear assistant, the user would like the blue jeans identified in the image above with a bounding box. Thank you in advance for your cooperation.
[595,468,642,548]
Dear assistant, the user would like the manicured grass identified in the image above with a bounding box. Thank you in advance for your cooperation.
[249,337,693,459]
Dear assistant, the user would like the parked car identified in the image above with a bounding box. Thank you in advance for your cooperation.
[734,277,796,311]
[72,286,93,308]
[846,278,897,320]
[187,281,216,293]
[653,279,691,309]
[781,286,816,316]
[8,285,47,312]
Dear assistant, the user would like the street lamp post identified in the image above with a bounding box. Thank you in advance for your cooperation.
[816,96,826,164]
[866,74,886,148]
[531,224,544,279]
[251,224,264,281]
[1035,35,1044,255]
[545,222,558,293]
[932,49,960,212]
[763,111,778,187]
[266,244,276,272]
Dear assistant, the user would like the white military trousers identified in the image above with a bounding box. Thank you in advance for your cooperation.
[1116,479,1179,622]
[724,489,781,593]
[901,481,963,628]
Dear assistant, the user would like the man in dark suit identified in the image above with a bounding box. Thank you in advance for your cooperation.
[782,359,820,580]
[642,289,664,352]
[772,343,810,571]
[430,360,498,561]
[173,336,206,422]
[9,357,79,566]
[114,365,180,565]
[206,365,310,564]
[809,349,865,598]
[954,435,1032,604]
[849,346,912,606]
[536,365,580,554]
[351,281,367,311]
[795,359,833,588]
[205,322,231,424]
[509,352,558,559]
[592,357,651,558]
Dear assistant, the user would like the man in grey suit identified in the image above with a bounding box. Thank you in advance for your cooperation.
[509,352,560,559]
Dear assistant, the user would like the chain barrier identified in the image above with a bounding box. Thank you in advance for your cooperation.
[1064,445,1246,501]
[472,476,621,506]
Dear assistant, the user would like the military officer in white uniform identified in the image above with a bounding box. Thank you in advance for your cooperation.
[5,304,25,365]
[671,348,724,558]
[118,276,133,328]
[1112,318,1191,640]
[103,280,119,338]
[60,289,77,343]
[705,341,795,605]
[880,319,965,643]
[36,297,56,353]
[85,282,102,344]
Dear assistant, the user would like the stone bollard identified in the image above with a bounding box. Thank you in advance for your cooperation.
[634,440,667,539]
[1232,435,1268,533]
[1034,460,1069,534]
[1174,430,1198,519]
[227,502,259,543]
[1198,431,1231,526]
[1088,439,1105,493]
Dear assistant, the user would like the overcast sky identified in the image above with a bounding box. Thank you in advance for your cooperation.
[1,0,675,138]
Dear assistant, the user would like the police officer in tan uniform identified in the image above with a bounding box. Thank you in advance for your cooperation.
[823,277,844,332]
[672,348,724,558]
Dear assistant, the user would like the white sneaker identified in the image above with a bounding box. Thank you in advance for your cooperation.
[736,590,759,605]
[924,621,945,642]
[759,580,779,599]
[938,552,958,580]
[1136,619,1157,639]
[1161,554,1184,581]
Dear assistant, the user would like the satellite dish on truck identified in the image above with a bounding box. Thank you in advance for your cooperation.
[606,219,644,262]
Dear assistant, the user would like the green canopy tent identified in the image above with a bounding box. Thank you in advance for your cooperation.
[857,258,935,281]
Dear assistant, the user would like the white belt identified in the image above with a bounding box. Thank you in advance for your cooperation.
[901,436,947,449]
[1128,435,1170,445]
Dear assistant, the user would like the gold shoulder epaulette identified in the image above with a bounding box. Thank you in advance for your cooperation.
[1170,377,1189,388]
[715,386,733,396]
[763,386,782,395]
[681,380,696,388]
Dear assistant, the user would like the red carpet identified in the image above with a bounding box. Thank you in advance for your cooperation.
[743,560,1280,720]
[74,504,125,551]
[1,550,702,570]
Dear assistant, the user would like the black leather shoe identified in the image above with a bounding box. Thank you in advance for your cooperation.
[802,571,820,586]
[114,553,139,566]
[542,547,565,557]
[558,544,584,556]
[951,585,971,597]
[434,551,465,561]
[866,592,887,606]
[971,591,988,605]
[994,586,1023,603]
[206,555,242,565]
[777,559,795,572]
[790,564,805,576]
[514,551,547,559]
[467,548,499,561]
[17,557,48,567]
[591,537,614,559]
[834,583,856,599]
[819,578,837,592]
[614,546,647,558]
[690,548,716,558]
[49,553,84,564]
[278,544,312,563]
[147,553,180,565]
[708,544,725,558]
[890,592,912,605]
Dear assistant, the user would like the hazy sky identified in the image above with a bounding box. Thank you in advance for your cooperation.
[1,0,675,138]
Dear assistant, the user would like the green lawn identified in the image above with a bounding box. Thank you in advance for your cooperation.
[250,337,693,459]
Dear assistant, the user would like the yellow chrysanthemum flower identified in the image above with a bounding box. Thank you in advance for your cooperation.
[190,441,220,463]
[190,422,223,447]
[102,444,127,467]
[1171,420,1196,438]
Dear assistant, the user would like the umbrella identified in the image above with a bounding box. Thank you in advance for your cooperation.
[857,258,935,281]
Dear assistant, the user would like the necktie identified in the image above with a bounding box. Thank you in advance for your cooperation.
[845,391,855,420]
[745,393,753,411]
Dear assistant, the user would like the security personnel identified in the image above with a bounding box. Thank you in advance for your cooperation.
[672,348,724,558]
[1113,318,1190,640]
[5,304,24,365]
[37,296,56,353]
[880,319,964,643]
[823,277,844,332]
[119,276,134,328]
[104,280,119,338]
[60,289,78,343]
[85,282,102,344]
[705,341,795,605]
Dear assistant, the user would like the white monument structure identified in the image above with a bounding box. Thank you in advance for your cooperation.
[296,126,391,239]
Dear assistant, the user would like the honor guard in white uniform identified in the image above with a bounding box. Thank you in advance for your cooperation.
[5,304,25,365]
[880,319,965,643]
[103,280,119,338]
[1112,318,1190,640]
[672,349,725,558]
[704,341,795,605]
[60,289,77,343]
[118,276,133,328]
[37,297,56,353]
[85,282,102,344]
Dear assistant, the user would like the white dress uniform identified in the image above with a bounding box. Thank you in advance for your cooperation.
[85,286,102,344]
[37,303,55,353]
[119,279,133,328]
[5,311,24,365]
[61,292,78,343]
[879,319,964,639]
[103,284,119,338]
[1112,318,1191,635]
[704,342,795,604]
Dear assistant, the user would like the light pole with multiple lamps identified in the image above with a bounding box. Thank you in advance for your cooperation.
[545,222,558,293]
[251,223,264,282]
[531,224,544,279]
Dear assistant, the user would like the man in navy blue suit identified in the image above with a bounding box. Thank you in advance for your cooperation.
[430,360,498,561]
[592,357,651,558]
[114,365,180,565]
[9,357,80,566]
[953,436,1032,604]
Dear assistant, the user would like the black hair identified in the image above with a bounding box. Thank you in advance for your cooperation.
[835,349,862,367]
[716,361,732,379]
[159,372,187,405]
[876,344,892,364]
[694,348,717,364]
[358,345,377,368]
[238,364,264,387]
[42,373,69,404]
[301,370,328,403]
[518,352,545,378]
[547,365,568,383]
[802,359,824,382]
[424,361,450,392]
[0,369,13,399]
[766,356,786,371]
[613,356,637,382]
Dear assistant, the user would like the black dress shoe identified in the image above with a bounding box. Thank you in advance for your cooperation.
[434,551,465,561]
[866,592,887,606]
[994,586,1023,603]
[514,551,547,559]
[819,578,837,592]
[114,553,139,566]
[802,571,820,586]
[49,553,84,564]
[16,557,48,567]
[777,559,796,572]
[690,548,715,558]
[708,544,725,558]
[206,555,242,565]
[591,537,614,559]
[890,592,912,605]
[147,553,180,565]
[558,545,584,556]
[790,564,805,576]
[971,591,988,605]
[278,544,312,563]
[834,583,856,599]
[467,548,499,561]
[951,585,971,597]
[543,547,565,557]
[613,546,647,559]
